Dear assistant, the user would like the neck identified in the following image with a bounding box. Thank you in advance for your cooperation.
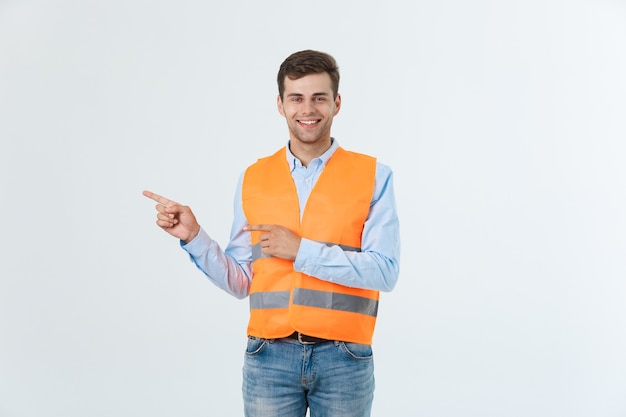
[289,138,332,167]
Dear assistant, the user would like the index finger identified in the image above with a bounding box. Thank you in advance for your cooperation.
[244,224,273,232]
[142,190,178,206]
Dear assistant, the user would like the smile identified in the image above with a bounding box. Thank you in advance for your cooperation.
[298,120,320,126]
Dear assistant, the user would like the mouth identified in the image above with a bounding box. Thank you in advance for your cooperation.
[297,119,320,127]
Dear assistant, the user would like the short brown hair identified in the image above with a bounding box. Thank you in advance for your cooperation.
[277,50,340,100]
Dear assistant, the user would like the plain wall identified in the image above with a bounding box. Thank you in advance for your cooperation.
[1,1,625,416]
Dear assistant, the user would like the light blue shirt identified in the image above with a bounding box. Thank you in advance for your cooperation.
[182,139,400,299]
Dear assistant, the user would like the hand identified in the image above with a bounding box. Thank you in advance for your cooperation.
[142,190,200,243]
[244,224,301,261]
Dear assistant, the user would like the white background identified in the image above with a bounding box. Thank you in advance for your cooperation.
[1,1,625,416]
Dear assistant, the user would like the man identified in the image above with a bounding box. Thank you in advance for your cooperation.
[143,49,400,417]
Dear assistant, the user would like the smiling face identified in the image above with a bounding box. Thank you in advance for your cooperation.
[277,72,341,155]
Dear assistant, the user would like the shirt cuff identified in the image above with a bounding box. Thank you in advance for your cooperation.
[293,238,323,274]
[180,228,213,257]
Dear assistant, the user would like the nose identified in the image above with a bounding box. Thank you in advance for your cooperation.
[301,99,316,115]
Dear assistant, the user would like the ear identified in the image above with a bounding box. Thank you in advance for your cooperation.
[277,95,285,117]
[334,93,342,116]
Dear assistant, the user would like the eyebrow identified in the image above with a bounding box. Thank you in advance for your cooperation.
[286,92,330,97]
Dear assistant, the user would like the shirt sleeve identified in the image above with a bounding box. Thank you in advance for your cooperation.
[181,173,253,299]
[292,162,401,292]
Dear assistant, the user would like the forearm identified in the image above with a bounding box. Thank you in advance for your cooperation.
[182,228,252,299]
[293,238,399,292]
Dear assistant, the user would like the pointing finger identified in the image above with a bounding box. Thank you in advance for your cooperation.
[244,224,272,232]
[143,190,178,207]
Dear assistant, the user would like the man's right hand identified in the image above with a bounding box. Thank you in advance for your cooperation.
[142,190,200,243]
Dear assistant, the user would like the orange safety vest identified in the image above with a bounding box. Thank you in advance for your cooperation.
[242,146,380,345]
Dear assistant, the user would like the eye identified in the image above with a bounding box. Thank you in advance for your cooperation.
[291,97,302,103]
[315,96,326,102]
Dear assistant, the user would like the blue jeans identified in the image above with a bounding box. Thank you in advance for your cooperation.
[242,336,375,417]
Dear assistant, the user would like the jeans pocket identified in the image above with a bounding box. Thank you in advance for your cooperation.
[339,341,373,360]
[245,336,267,356]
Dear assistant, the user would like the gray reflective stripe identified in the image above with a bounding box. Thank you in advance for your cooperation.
[321,241,361,253]
[249,291,290,310]
[251,243,272,262]
[251,241,360,262]
[292,288,378,317]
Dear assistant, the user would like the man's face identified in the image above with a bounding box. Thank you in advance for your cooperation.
[277,72,341,147]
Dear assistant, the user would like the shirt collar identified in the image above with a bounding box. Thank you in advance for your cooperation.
[286,138,339,171]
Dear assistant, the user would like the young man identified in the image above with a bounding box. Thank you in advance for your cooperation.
[143,50,400,417]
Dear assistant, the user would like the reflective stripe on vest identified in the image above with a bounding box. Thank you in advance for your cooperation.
[249,291,290,309]
[249,288,379,317]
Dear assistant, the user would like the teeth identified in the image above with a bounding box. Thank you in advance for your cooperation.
[300,120,317,125]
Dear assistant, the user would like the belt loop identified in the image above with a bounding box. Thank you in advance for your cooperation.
[297,332,315,345]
